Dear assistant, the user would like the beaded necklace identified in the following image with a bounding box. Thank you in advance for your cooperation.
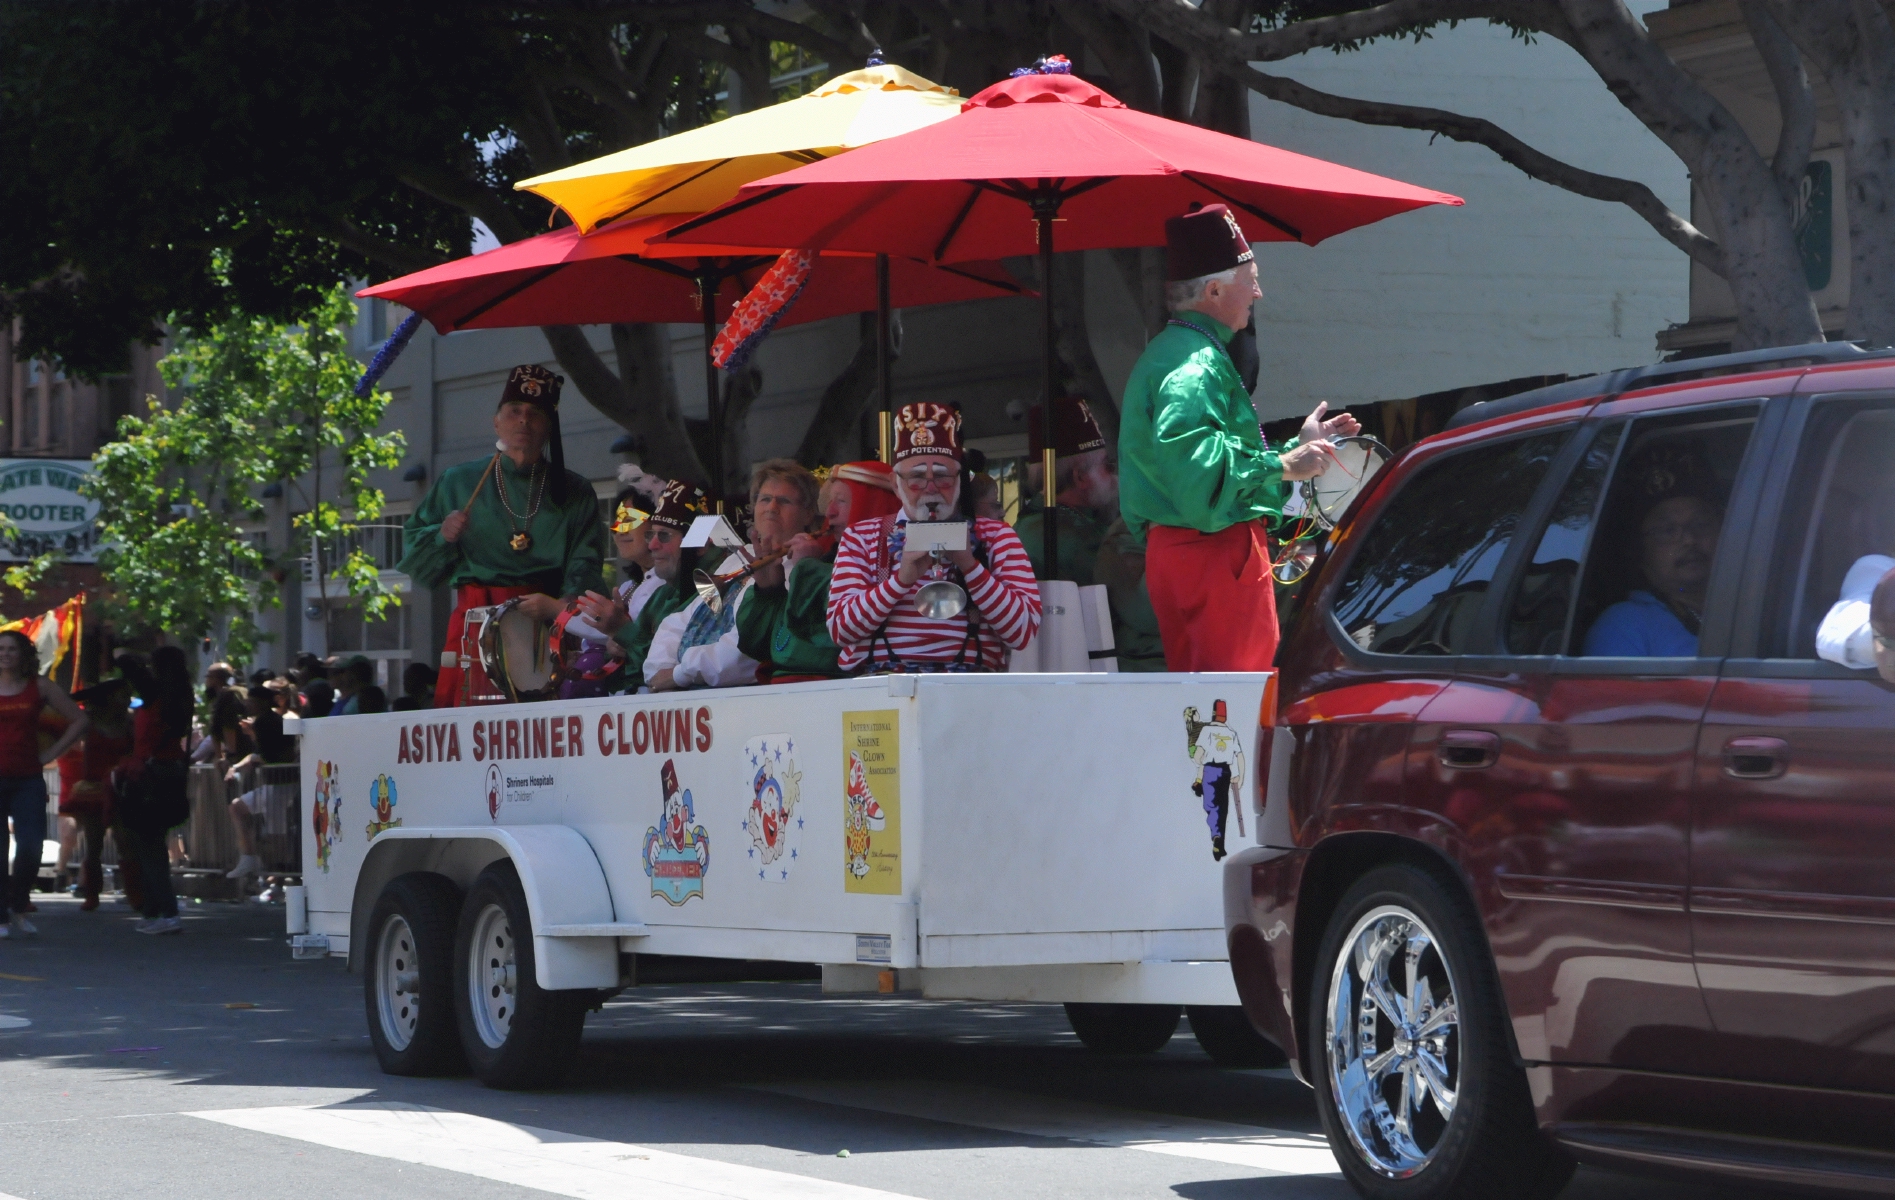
[494,459,548,553]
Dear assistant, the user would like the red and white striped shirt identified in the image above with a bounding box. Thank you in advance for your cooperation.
[827,514,1042,673]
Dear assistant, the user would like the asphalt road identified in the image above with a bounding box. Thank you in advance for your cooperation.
[0,895,1775,1200]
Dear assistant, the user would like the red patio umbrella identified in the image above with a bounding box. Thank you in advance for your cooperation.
[663,65,1462,563]
[358,215,1030,497]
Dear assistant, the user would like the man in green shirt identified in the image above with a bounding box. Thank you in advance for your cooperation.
[399,364,607,706]
[1118,204,1356,671]
[573,479,709,689]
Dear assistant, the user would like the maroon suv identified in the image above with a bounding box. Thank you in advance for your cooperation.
[1227,342,1895,1199]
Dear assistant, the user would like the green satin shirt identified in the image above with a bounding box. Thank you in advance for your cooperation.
[398,455,606,597]
[1118,313,1294,537]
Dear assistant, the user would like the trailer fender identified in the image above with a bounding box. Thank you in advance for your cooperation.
[350,826,633,991]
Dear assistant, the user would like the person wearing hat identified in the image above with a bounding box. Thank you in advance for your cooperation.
[564,465,667,647]
[399,364,608,707]
[828,402,1041,673]
[819,461,902,540]
[1015,394,1115,588]
[574,478,713,688]
[1118,203,1358,672]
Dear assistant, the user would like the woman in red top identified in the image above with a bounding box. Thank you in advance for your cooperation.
[0,630,87,939]
[57,680,133,911]
[114,647,192,935]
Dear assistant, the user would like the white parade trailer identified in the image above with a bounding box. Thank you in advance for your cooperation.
[292,671,1278,1087]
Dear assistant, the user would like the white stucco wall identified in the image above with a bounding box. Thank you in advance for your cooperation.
[1218,5,1688,419]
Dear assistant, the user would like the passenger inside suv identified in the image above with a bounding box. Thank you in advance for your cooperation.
[1584,490,1721,656]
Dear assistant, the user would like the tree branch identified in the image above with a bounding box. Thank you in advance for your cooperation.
[298,216,445,277]
[396,165,532,245]
[1123,0,1501,64]
[795,311,897,467]
[1741,0,1815,205]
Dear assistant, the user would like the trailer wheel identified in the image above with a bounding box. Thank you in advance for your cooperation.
[364,873,465,1076]
[453,861,587,1089]
[1063,1003,1181,1054]
[1187,1005,1289,1069]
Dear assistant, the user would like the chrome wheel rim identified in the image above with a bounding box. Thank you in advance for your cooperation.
[1325,904,1461,1178]
[374,915,421,1052]
[468,902,516,1050]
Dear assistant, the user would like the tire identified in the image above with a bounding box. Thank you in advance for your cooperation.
[1187,1005,1289,1069]
[453,860,588,1089]
[1064,1003,1181,1054]
[364,873,465,1076]
[1307,863,1574,1200]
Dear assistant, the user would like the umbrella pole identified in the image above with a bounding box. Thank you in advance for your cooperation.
[1037,209,1058,575]
[700,274,722,511]
[877,253,892,464]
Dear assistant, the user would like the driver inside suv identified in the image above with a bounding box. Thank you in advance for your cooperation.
[1584,464,1723,657]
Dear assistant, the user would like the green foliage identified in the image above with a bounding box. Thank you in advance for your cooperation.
[84,283,404,661]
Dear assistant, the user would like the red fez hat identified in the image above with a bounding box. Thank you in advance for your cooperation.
[661,759,679,797]
[1164,203,1254,282]
[892,402,964,464]
[1028,396,1107,460]
[648,479,709,531]
[497,364,570,505]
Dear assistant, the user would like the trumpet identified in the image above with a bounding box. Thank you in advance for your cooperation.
[691,547,791,614]
[905,521,970,619]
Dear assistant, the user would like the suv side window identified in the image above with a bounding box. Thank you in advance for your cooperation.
[1505,423,1625,654]
[1765,401,1895,661]
[1330,431,1567,656]
[1569,406,1759,657]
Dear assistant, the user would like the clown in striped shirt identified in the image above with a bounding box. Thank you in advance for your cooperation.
[827,402,1041,673]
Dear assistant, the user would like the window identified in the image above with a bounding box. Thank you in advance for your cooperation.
[1771,403,1895,661]
[1570,407,1758,657]
[1505,423,1624,654]
[1330,431,1567,655]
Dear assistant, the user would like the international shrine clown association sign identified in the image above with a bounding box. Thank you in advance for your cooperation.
[0,459,103,562]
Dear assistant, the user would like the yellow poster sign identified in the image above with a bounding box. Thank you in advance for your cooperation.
[842,709,901,894]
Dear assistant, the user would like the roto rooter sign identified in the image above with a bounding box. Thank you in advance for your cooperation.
[0,459,103,562]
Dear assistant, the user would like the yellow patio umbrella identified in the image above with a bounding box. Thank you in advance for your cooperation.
[515,63,963,234]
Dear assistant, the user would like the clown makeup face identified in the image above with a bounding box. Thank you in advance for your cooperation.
[648,524,683,582]
[821,481,850,537]
[895,454,961,522]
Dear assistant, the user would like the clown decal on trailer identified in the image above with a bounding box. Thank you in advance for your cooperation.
[311,760,342,872]
[1184,701,1245,861]
[643,758,709,905]
[741,735,802,882]
[364,773,401,840]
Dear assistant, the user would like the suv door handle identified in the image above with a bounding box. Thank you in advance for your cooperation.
[1723,736,1789,780]
[1439,729,1500,770]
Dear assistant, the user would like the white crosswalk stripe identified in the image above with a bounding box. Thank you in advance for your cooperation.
[751,1081,1341,1176]
[187,1101,926,1200]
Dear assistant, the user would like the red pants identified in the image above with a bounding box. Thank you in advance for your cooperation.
[436,584,541,708]
[1145,521,1279,672]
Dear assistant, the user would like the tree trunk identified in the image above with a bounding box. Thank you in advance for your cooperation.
[1767,0,1895,346]
[795,311,901,468]
[720,363,765,497]
[539,323,707,485]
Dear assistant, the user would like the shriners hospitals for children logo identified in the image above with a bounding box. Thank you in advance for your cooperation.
[643,759,709,905]
[485,763,503,821]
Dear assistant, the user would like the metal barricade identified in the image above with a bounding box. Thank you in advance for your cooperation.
[252,763,301,874]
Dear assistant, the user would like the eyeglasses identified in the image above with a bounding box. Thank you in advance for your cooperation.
[896,465,959,492]
[1644,518,1720,545]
